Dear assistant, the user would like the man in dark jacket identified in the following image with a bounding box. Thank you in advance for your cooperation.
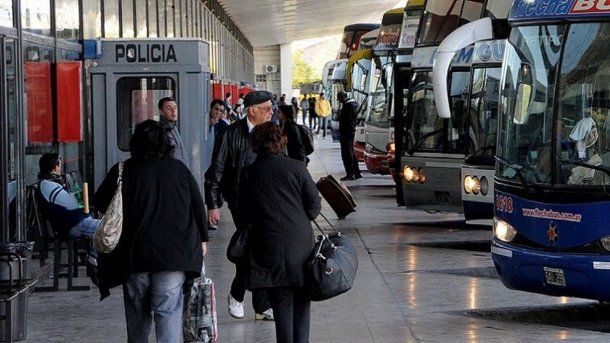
[337,91,362,180]
[158,97,189,167]
[204,90,274,320]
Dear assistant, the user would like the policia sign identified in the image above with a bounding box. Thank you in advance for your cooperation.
[115,43,178,63]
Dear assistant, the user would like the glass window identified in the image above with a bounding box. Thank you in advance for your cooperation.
[498,25,564,184]
[406,71,442,151]
[0,0,13,27]
[116,77,176,150]
[556,23,610,186]
[136,0,147,37]
[82,0,101,38]
[181,0,187,37]
[122,0,135,37]
[460,0,484,25]
[157,0,166,37]
[418,0,462,45]
[104,0,120,38]
[485,0,511,19]
[366,58,391,128]
[174,0,181,37]
[148,0,158,37]
[166,0,174,37]
[466,67,501,164]
[21,0,52,36]
[447,70,471,153]
[55,0,79,40]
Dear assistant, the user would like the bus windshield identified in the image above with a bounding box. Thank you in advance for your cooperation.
[367,58,393,128]
[406,70,470,153]
[498,23,610,187]
[466,67,501,164]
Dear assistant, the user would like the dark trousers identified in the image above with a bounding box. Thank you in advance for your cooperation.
[340,131,361,176]
[267,287,311,343]
[316,117,328,137]
[309,109,317,129]
[229,209,271,313]
[301,109,308,125]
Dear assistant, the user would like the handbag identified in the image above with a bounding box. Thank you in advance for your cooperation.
[183,263,218,343]
[93,162,124,253]
[226,228,248,264]
[306,213,358,301]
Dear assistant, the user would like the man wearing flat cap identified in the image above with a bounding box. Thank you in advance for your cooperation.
[204,90,274,321]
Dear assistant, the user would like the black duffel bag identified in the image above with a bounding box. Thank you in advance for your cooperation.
[306,214,358,301]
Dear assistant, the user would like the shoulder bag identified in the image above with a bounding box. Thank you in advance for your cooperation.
[93,162,124,254]
[306,213,358,301]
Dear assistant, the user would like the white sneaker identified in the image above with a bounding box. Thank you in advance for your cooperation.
[254,308,274,321]
[228,294,244,319]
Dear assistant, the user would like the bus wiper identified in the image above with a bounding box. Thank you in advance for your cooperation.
[558,157,610,177]
[407,128,444,155]
[470,145,496,157]
[495,155,532,190]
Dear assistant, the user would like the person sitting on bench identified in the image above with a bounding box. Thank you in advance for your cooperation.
[37,153,100,238]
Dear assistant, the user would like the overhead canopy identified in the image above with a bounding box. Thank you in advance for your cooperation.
[217,0,407,47]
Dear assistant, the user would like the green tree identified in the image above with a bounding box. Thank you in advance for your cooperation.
[292,50,319,88]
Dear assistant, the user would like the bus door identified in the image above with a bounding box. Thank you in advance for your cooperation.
[0,35,21,242]
[89,39,211,191]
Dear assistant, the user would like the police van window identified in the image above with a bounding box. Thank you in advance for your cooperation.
[117,77,176,150]
[0,0,13,27]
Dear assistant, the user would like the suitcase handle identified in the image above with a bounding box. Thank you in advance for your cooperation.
[312,212,340,243]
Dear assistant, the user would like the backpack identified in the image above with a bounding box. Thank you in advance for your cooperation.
[297,124,314,155]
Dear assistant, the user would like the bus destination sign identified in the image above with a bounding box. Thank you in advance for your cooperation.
[511,0,610,20]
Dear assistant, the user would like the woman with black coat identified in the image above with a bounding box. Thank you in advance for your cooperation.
[94,120,208,343]
[279,104,307,163]
[239,122,321,343]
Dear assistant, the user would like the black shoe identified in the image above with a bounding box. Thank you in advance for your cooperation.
[340,175,356,181]
[354,173,363,180]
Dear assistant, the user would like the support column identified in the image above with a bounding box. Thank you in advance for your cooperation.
[280,43,292,97]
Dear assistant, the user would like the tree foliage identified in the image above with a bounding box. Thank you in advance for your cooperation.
[292,50,319,88]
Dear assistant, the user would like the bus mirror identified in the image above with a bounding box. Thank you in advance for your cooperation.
[513,63,532,125]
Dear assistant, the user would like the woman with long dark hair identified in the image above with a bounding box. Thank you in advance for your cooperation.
[239,122,321,343]
[94,119,208,342]
[279,104,307,163]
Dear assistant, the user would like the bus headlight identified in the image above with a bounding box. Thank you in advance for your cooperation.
[464,175,480,194]
[419,169,426,183]
[412,168,420,182]
[493,218,517,243]
[403,166,414,182]
[600,236,610,252]
[480,176,489,196]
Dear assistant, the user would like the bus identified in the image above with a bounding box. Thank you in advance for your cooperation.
[325,24,379,141]
[387,0,425,189]
[397,0,484,212]
[432,1,512,223]
[346,28,379,161]
[364,8,404,175]
[489,0,610,301]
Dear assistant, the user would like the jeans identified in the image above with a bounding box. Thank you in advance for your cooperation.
[123,271,186,343]
[68,216,100,238]
[317,117,328,137]
[267,287,311,343]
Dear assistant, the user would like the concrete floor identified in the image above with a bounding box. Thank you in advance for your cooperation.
[24,135,610,342]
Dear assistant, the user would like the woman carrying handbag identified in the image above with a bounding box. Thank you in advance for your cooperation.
[239,122,321,343]
[94,120,208,343]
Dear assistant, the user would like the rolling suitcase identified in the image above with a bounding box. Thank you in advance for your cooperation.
[316,175,356,219]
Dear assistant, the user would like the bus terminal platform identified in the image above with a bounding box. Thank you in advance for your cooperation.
[24,135,610,343]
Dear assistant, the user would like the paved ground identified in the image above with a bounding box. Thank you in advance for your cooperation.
[23,134,610,342]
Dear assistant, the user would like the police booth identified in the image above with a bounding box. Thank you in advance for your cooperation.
[89,39,211,190]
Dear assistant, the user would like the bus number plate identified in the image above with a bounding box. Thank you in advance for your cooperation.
[544,267,566,286]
